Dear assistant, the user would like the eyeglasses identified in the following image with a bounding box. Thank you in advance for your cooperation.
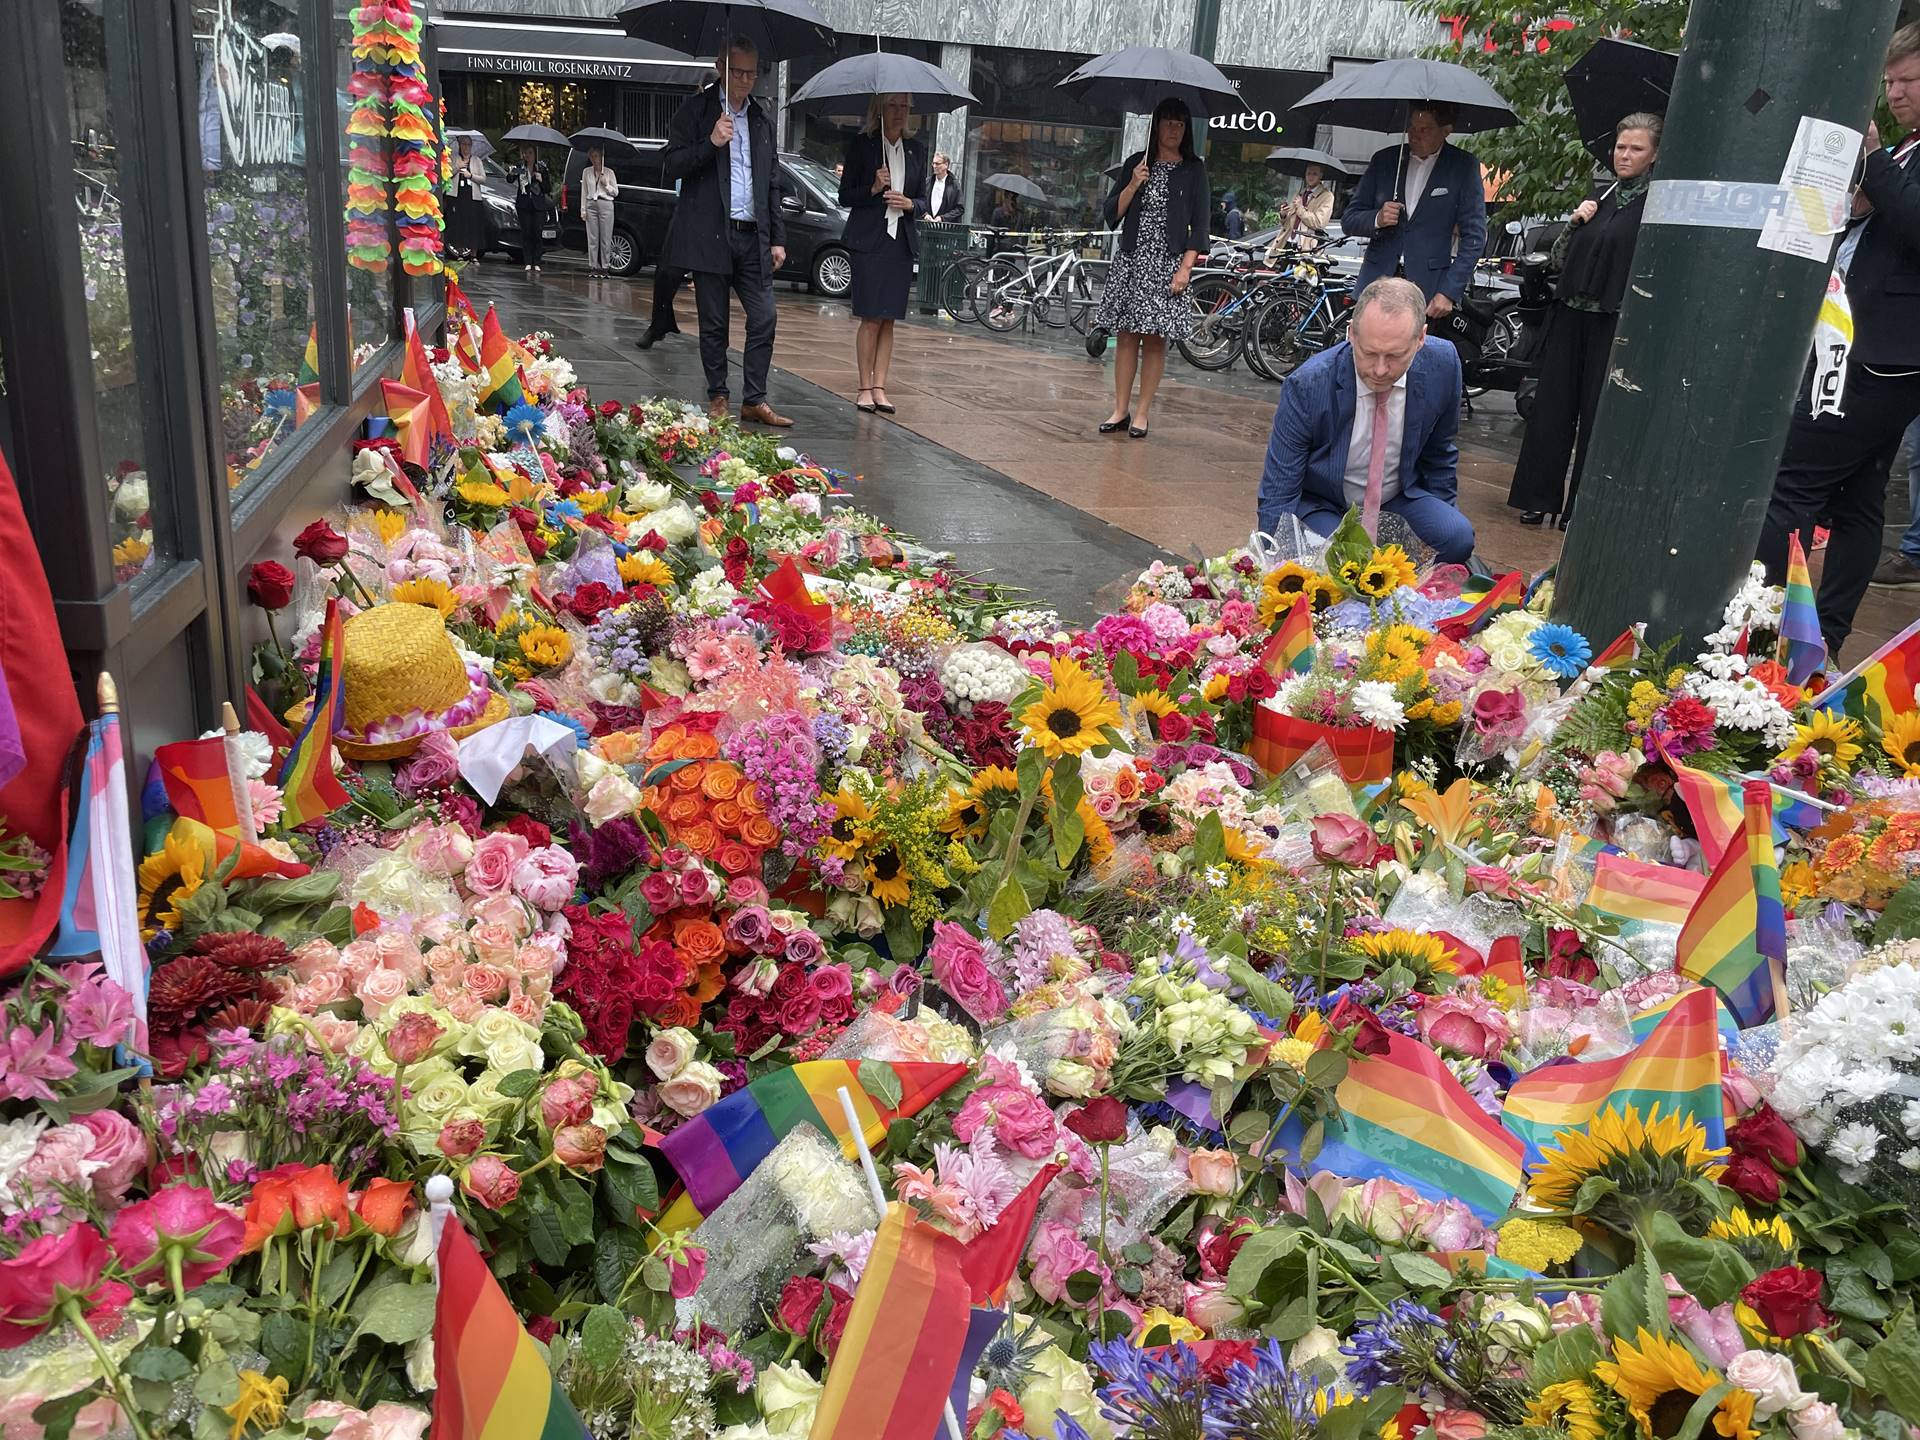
[727,65,758,81]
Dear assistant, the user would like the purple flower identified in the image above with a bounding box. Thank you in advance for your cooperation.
[0,1023,79,1102]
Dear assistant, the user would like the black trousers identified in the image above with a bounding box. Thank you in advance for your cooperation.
[1758,365,1920,655]
[648,260,686,337]
[1507,304,1615,514]
[514,196,546,266]
[692,226,775,406]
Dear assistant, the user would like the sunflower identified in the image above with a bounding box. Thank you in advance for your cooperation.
[518,624,572,670]
[969,766,1020,803]
[1707,1208,1795,1269]
[1782,711,1862,769]
[138,833,207,940]
[1018,657,1124,760]
[1529,1104,1729,1237]
[823,786,875,862]
[1258,563,1315,626]
[455,477,511,508]
[1352,929,1454,979]
[1128,688,1179,731]
[619,552,676,588]
[1350,545,1417,598]
[391,576,457,619]
[1078,801,1116,869]
[370,508,409,546]
[1308,575,1344,612]
[1595,1328,1755,1440]
[940,784,989,841]
[865,843,912,907]
[113,536,152,569]
[1883,711,1920,776]
[1526,1380,1605,1440]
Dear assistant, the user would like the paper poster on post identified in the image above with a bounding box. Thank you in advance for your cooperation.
[1757,115,1862,261]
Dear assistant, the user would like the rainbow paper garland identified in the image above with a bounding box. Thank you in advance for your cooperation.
[344,1,442,277]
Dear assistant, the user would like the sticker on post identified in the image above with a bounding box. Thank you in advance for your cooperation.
[1756,116,1861,261]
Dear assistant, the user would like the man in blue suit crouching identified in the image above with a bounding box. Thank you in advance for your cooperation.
[1343,103,1486,321]
[1255,277,1475,564]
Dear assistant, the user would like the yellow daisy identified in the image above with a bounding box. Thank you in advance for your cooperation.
[1018,657,1123,760]
[1595,1328,1755,1440]
[392,577,457,619]
[1883,711,1920,777]
[1781,711,1861,769]
[518,624,572,670]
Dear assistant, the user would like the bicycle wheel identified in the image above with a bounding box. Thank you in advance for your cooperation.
[975,256,1030,332]
[1048,264,1100,333]
[1031,269,1073,328]
[1176,273,1247,371]
[1249,294,1314,378]
[1241,294,1284,382]
[939,257,984,322]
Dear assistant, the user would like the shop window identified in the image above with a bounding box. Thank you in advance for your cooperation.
[192,0,317,499]
[60,0,172,592]
[964,119,1120,230]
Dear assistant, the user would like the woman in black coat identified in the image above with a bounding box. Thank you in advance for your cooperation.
[837,93,926,415]
[1508,112,1662,528]
[510,145,552,274]
[1094,97,1209,440]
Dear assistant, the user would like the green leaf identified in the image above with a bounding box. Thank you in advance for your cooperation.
[1298,1119,1325,1167]
[882,906,922,971]
[122,1347,193,1383]
[641,1255,673,1292]
[550,1173,596,1245]
[579,1304,632,1372]
[1873,879,1920,944]
[1263,1293,1316,1342]
[602,1158,660,1223]
[1226,1227,1304,1303]
[1192,811,1227,867]
[1829,1269,1893,1323]
[1649,1213,1755,1308]
[1601,1250,1665,1341]
[495,1068,543,1099]
[1529,1324,1603,1389]
[32,1389,103,1440]
[1675,1381,1734,1440]
[1226,958,1293,1026]
[1050,807,1086,867]
[1065,1268,1104,1305]
[193,1358,242,1408]
[1016,746,1046,801]
[349,1283,438,1348]
[593,1228,644,1305]
[1229,1111,1273,1147]
[858,1059,904,1111]
[1122,1242,1154,1266]
[259,1311,311,1382]
[1388,1252,1454,1290]
[528,1195,573,1268]
[1114,1266,1144,1298]
[1303,1049,1349,1091]
[985,874,1032,940]
[1864,1311,1920,1425]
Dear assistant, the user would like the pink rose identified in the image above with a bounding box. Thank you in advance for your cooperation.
[462,964,512,1002]
[512,846,580,912]
[464,832,530,896]
[1417,995,1511,1062]
[309,1016,360,1054]
[552,1124,607,1173]
[665,1244,707,1299]
[299,1403,430,1440]
[1027,1221,1107,1304]
[290,938,342,981]
[660,1061,725,1118]
[411,823,475,877]
[1350,1178,1424,1244]
[1310,813,1379,867]
[1186,1148,1238,1196]
[808,965,853,1004]
[461,1156,522,1210]
[505,992,543,1025]
[1183,1279,1246,1334]
[424,943,464,978]
[951,1084,1056,1158]
[467,893,533,934]
[929,922,1009,1025]
[1417,1198,1487,1253]
[780,928,826,967]
[726,875,769,908]
[1669,1295,1745,1368]
[1548,1292,1605,1338]
[339,938,382,985]
[78,1112,148,1207]
[396,731,461,796]
[445,993,483,1024]
[677,870,714,907]
[1788,1403,1846,1440]
[438,1119,486,1161]
[109,1184,243,1288]
[516,935,562,980]
[20,1125,102,1201]
[298,971,346,1008]
[355,967,409,1018]
[468,922,520,968]
[1723,1068,1763,1118]
[638,872,678,914]
[646,1028,698,1080]
[1433,1412,1488,1440]
[724,905,775,954]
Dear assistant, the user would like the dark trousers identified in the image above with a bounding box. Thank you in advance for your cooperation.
[514,196,546,266]
[1507,304,1615,515]
[648,261,686,337]
[692,226,775,405]
[1758,365,1920,655]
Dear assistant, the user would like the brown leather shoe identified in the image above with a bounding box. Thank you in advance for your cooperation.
[706,395,729,420]
[739,401,793,428]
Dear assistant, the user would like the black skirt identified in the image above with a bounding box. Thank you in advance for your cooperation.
[850,230,912,320]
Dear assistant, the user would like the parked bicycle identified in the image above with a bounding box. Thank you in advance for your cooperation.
[1243,252,1354,381]
[971,231,1107,333]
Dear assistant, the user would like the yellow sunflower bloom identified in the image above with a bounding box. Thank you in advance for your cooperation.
[391,577,457,619]
[1352,929,1454,976]
[1257,563,1314,626]
[1350,545,1417,598]
[969,766,1020,802]
[1595,1329,1755,1440]
[823,787,875,862]
[113,537,152,568]
[456,477,511,508]
[518,624,572,670]
[865,843,912,908]
[137,833,206,940]
[1782,711,1861,769]
[226,1371,287,1440]
[1884,711,1920,777]
[1308,576,1344,612]
[1019,657,1123,760]
[1526,1381,1605,1440]
[1530,1104,1729,1235]
[619,553,676,588]
[940,785,989,841]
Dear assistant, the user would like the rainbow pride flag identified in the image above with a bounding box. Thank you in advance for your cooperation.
[1814,616,1920,729]
[297,325,320,386]
[1670,761,1800,868]
[1259,593,1316,678]
[1591,624,1643,672]
[656,1060,968,1229]
[433,1215,590,1440]
[397,323,454,462]
[1284,1029,1523,1221]
[153,737,241,834]
[1436,571,1525,641]
[809,1204,972,1440]
[477,306,527,412]
[1502,986,1726,1166]
[1585,851,1707,929]
[1676,780,1786,1029]
[276,598,352,828]
[1778,533,1827,687]
[1629,985,1740,1045]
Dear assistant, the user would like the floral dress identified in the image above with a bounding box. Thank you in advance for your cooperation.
[1094,162,1194,341]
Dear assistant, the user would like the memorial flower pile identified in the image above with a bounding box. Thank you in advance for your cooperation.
[9,311,1920,1440]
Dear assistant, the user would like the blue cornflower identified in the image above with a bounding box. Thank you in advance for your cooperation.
[1527,622,1592,679]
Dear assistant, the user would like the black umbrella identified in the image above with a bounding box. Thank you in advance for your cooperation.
[616,0,832,61]
[1264,146,1354,178]
[502,123,571,148]
[1056,46,1246,121]
[1564,38,1676,165]
[983,172,1048,203]
[1288,58,1516,134]
[570,126,640,155]
[788,53,977,117]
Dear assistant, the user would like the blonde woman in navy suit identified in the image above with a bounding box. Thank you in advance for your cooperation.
[838,93,925,414]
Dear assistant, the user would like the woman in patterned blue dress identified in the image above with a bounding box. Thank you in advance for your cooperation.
[1095,97,1210,440]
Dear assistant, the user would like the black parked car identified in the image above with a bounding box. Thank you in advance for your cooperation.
[558,141,852,296]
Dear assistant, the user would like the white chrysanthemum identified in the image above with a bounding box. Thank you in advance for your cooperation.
[1350,680,1406,732]
[199,727,273,780]
[1829,1121,1882,1168]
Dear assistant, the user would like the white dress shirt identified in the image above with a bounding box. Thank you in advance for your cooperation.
[929,172,950,218]
[726,95,755,221]
[1401,147,1439,214]
[1343,351,1409,510]
[580,164,618,211]
[883,133,908,238]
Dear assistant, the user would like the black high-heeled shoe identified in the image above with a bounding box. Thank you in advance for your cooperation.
[1098,413,1131,434]
[1556,513,1571,531]
[1519,510,1551,527]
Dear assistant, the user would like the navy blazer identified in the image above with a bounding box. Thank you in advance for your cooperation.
[1342,142,1487,304]
[1256,336,1462,536]
[838,131,929,257]
[661,85,785,273]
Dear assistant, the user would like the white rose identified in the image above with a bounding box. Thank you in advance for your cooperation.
[1726,1351,1811,1420]
[584,771,643,826]
[1289,1325,1344,1372]
[1786,1402,1847,1440]
[624,478,672,513]
[647,502,699,545]
[645,1027,699,1080]
[659,1060,725,1117]
[756,1363,822,1440]
[485,1031,545,1077]
[113,474,150,520]
[462,1008,540,1061]
[407,1067,469,1124]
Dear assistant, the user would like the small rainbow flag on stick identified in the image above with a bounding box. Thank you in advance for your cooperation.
[433,1213,590,1440]
[1630,985,1740,1045]
[1436,571,1525,641]
[1590,624,1643,672]
[476,306,527,412]
[1669,761,1807,868]
[1676,780,1787,1029]
[1585,851,1707,929]
[1501,986,1726,1165]
[1258,593,1316,678]
[1814,615,1920,729]
[1778,533,1827,686]
[297,325,320,386]
[656,1059,968,1231]
[276,599,352,828]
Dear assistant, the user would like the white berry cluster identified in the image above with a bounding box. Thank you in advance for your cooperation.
[940,643,1030,710]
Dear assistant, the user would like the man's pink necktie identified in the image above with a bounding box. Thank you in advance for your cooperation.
[1362,387,1390,540]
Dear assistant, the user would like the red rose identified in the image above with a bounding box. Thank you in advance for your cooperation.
[598,400,622,417]
[1158,712,1193,743]
[498,815,553,849]
[566,582,619,621]
[1327,996,1392,1056]
[1063,1097,1129,1144]
[1542,929,1599,985]
[1730,1105,1802,1172]
[247,561,295,611]
[1741,1266,1829,1338]
[637,530,667,553]
[292,520,350,566]
[822,1283,853,1357]
[1721,1154,1783,1207]
[698,490,722,515]
[776,988,823,1036]
[526,1314,559,1343]
[1198,1218,1253,1278]
[774,1275,825,1337]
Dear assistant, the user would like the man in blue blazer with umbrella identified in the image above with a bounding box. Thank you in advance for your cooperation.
[1342,104,1487,320]
[1255,278,1475,565]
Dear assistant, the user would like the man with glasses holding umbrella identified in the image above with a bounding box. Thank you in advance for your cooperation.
[662,34,792,426]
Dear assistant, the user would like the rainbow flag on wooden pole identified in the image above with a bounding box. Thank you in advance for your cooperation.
[1813,614,1920,729]
[477,306,527,412]
[1585,851,1707,929]
[1676,780,1787,1029]
[1501,986,1727,1165]
[1436,571,1525,641]
[1777,533,1827,686]
[275,598,352,828]
[1258,592,1316,678]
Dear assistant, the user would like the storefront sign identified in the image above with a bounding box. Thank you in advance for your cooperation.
[210,0,302,167]
[1206,66,1324,142]
[442,52,641,80]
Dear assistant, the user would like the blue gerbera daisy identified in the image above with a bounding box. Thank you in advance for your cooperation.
[502,400,545,440]
[1527,621,1592,679]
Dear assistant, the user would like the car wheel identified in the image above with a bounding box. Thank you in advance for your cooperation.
[608,230,639,277]
[812,247,853,298]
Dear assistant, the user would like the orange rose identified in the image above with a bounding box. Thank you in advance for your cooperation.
[736,787,766,818]
[742,816,779,849]
[244,1164,350,1252]
[680,822,721,855]
[666,795,705,826]
[647,724,688,761]
[688,960,726,1005]
[354,1177,415,1237]
[655,992,702,1029]
[711,800,745,830]
[671,764,706,794]
[598,730,646,765]
[715,842,757,876]
[701,765,742,801]
[673,917,726,965]
[676,733,719,761]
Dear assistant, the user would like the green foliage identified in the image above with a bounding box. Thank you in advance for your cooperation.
[1407,1,1689,220]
